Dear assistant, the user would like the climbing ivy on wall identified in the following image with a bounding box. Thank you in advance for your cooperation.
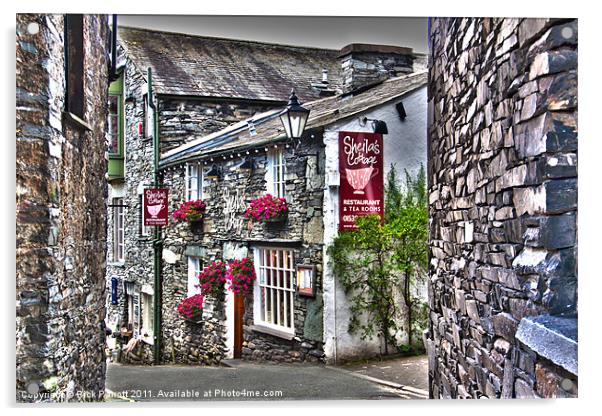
[328,164,428,354]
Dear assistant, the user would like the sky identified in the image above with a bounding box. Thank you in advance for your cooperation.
[117,15,428,53]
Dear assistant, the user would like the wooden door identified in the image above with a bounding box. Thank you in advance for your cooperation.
[233,293,245,358]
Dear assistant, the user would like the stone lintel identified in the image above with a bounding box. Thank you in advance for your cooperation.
[516,314,577,376]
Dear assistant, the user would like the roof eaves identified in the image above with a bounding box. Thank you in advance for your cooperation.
[160,108,283,166]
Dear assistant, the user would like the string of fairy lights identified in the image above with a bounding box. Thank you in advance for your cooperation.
[159,133,316,175]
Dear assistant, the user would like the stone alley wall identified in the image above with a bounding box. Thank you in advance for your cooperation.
[16,14,110,402]
[426,18,578,399]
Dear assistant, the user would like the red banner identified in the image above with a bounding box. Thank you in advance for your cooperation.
[144,188,169,226]
[338,131,384,231]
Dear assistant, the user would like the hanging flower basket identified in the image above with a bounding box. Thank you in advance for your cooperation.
[177,294,204,323]
[189,219,204,233]
[264,210,288,223]
[245,194,288,224]
[197,260,227,299]
[226,257,257,296]
[173,200,207,233]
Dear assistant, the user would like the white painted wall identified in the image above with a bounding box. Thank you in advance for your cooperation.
[322,85,427,363]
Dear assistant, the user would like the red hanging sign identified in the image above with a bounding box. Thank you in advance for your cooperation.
[338,131,384,231]
[144,188,169,226]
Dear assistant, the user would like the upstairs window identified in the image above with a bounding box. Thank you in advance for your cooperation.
[143,94,153,139]
[107,74,124,156]
[266,148,285,198]
[65,14,84,119]
[186,162,203,201]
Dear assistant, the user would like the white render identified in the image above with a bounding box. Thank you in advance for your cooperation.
[322,85,427,363]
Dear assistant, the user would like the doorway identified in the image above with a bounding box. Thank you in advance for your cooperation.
[233,293,244,358]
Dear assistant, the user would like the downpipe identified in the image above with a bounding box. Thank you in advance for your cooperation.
[148,68,163,365]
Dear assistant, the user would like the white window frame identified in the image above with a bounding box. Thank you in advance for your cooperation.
[138,192,150,237]
[143,94,153,139]
[186,162,203,201]
[266,148,285,198]
[113,197,125,262]
[253,247,295,334]
[187,256,203,297]
[126,290,140,336]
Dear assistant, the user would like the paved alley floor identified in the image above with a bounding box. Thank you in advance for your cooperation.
[105,358,427,402]
[340,354,429,393]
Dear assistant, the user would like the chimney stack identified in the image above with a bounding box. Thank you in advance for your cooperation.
[338,43,415,94]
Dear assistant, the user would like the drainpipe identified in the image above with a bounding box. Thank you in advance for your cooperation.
[108,15,118,82]
[148,68,162,365]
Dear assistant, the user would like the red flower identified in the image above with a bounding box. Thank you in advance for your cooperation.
[177,294,204,321]
[197,261,227,298]
[226,257,257,295]
[173,199,206,223]
[245,194,288,222]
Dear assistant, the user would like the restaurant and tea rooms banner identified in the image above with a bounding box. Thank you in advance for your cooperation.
[338,131,384,231]
[144,188,169,226]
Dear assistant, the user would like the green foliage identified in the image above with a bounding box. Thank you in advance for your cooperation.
[328,164,428,354]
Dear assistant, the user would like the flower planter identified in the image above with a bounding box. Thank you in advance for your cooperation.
[189,220,204,233]
[184,316,203,325]
[264,212,288,224]
[173,199,206,231]
[177,294,204,324]
[245,194,289,224]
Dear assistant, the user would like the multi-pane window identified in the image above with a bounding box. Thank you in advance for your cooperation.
[267,149,285,198]
[138,194,150,237]
[108,95,120,153]
[127,292,140,334]
[187,256,203,297]
[141,292,154,340]
[113,197,125,262]
[143,94,153,138]
[254,248,295,332]
[186,162,203,201]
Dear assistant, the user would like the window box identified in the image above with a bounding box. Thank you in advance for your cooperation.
[189,219,204,234]
[264,211,288,224]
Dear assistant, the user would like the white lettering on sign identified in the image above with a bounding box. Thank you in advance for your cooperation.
[223,187,246,233]
[343,135,380,167]
[145,189,165,205]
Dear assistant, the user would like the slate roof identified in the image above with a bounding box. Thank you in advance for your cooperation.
[160,71,427,168]
[118,26,343,103]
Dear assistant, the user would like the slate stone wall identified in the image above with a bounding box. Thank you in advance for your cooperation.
[159,99,279,152]
[426,18,577,399]
[16,14,110,402]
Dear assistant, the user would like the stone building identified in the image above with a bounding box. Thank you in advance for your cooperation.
[104,26,428,365]
[16,14,112,402]
[161,71,427,364]
[426,18,578,398]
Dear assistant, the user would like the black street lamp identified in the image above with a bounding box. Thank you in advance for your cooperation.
[279,89,310,140]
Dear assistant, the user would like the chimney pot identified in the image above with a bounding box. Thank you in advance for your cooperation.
[322,69,329,83]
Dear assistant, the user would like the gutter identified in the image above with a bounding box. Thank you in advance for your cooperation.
[148,67,163,365]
